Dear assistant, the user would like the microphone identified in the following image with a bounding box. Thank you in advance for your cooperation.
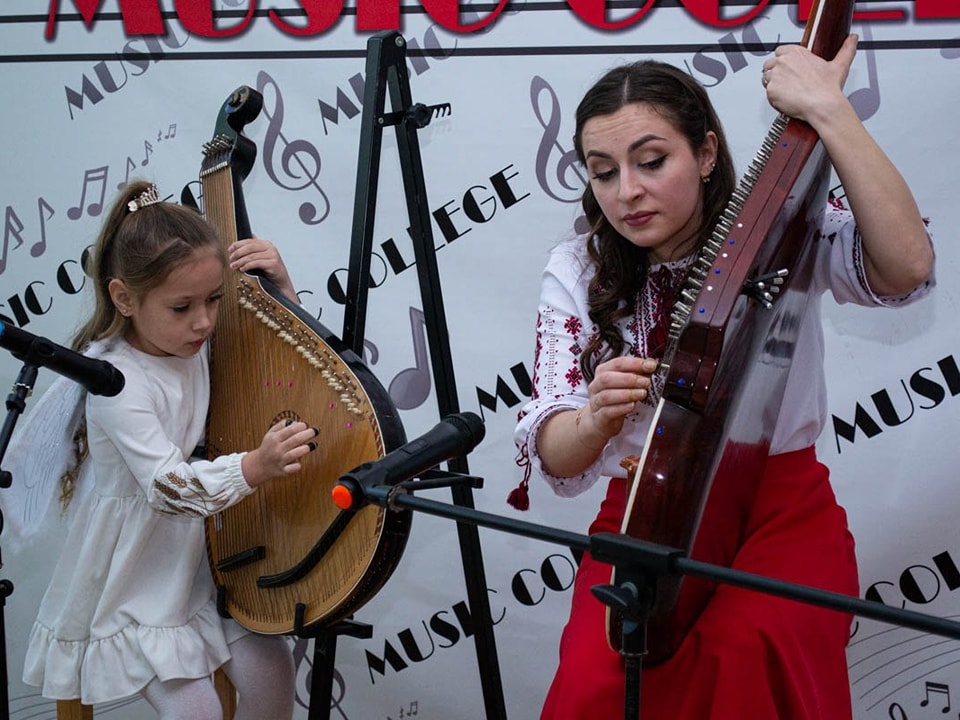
[332,411,486,510]
[0,322,125,397]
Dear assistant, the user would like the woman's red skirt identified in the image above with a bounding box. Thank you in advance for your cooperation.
[540,446,859,720]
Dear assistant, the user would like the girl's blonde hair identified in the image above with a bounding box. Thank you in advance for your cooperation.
[72,180,225,351]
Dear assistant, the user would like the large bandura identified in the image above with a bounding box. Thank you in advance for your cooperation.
[199,86,409,635]
[607,0,856,662]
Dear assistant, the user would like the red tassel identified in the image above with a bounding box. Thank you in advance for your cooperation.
[508,445,533,511]
[506,477,530,511]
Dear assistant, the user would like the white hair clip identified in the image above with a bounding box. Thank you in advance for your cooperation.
[127,184,162,213]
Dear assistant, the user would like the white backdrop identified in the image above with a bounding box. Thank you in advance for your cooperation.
[1,2,958,719]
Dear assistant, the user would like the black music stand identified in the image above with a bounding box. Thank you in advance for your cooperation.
[302,30,507,720]
[0,360,39,720]
[340,478,960,720]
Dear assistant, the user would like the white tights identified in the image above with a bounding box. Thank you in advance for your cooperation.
[141,633,296,720]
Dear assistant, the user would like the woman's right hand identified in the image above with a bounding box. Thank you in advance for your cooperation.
[537,355,658,479]
[241,419,319,487]
[581,356,659,443]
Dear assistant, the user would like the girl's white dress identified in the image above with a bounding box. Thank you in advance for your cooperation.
[23,338,255,704]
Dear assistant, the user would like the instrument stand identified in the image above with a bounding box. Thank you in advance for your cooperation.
[304,29,506,720]
[291,613,373,720]
[0,359,42,720]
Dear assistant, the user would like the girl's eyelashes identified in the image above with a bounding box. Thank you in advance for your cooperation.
[170,294,221,313]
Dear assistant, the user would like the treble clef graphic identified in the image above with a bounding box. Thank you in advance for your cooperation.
[291,637,350,718]
[530,75,587,204]
[256,70,331,225]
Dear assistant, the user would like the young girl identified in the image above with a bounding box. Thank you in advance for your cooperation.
[513,36,935,719]
[21,180,318,719]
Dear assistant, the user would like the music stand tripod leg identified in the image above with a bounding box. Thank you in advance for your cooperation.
[589,532,685,720]
[592,575,652,720]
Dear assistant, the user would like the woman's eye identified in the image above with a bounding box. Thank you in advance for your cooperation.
[208,294,223,305]
[172,305,188,313]
[591,168,616,182]
[640,155,667,170]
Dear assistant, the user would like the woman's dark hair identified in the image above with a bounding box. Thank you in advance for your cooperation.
[573,60,736,380]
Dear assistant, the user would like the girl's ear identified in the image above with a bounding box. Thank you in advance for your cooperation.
[108,279,134,317]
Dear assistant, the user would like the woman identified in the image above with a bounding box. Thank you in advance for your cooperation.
[512,35,934,719]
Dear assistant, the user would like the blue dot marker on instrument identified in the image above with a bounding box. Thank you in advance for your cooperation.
[656,427,663,434]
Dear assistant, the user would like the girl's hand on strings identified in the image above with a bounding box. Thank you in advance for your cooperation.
[241,419,319,487]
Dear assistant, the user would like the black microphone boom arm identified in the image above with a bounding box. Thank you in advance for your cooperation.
[0,322,125,397]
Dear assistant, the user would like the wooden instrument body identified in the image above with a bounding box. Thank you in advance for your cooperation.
[608,0,855,662]
[200,87,409,635]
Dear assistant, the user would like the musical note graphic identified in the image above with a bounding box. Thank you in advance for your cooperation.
[256,71,331,225]
[117,137,160,190]
[32,196,55,259]
[847,25,880,122]
[531,75,587,204]
[160,123,176,140]
[363,338,380,365]
[888,702,908,719]
[387,700,419,719]
[67,166,109,220]
[920,680,951,712]
[942,44,960,60]
[1,206,25,275]
[141,139,154,165]
[117,157,137,190]
[389,307,432,410]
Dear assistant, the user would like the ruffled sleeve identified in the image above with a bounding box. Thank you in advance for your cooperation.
[87,351,254,517]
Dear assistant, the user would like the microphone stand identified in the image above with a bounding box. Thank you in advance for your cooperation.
[347,471,960,720]
[334,29,507,720]
[0,358,42,720]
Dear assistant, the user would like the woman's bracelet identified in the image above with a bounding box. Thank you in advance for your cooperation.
[575,407,607,452]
